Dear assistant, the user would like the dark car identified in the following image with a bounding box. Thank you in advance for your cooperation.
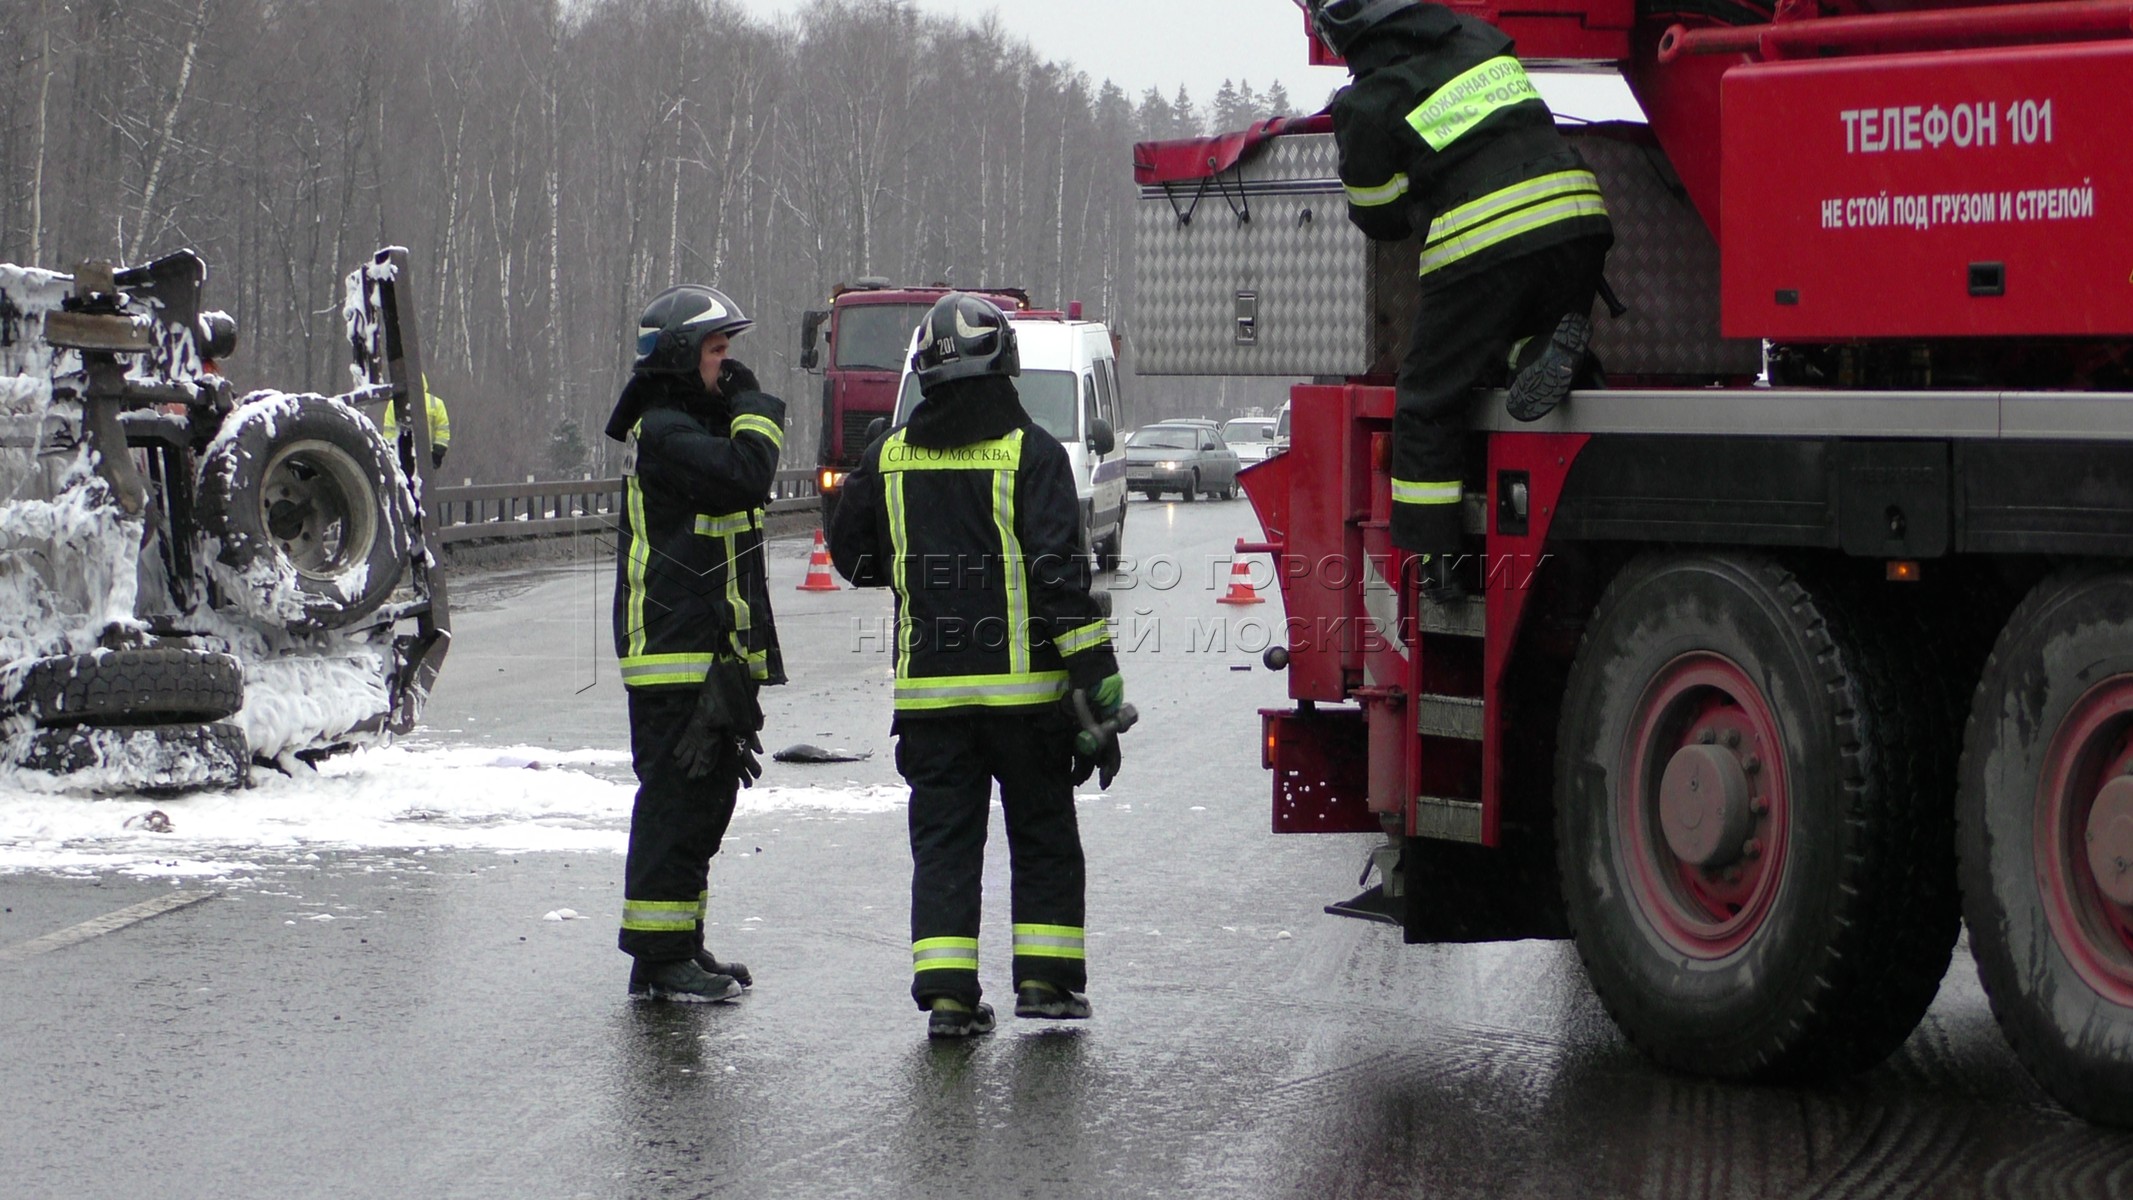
[1125,423,1241,502]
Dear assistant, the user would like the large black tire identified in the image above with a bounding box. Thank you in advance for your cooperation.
[1181,472,1198,503]
[1555,554,1959,1081]
[11,721,250,793]
[4,649,243,727]
[197,393,412,632]
[1096,516,1124,575]
[1959,570,2133,1127]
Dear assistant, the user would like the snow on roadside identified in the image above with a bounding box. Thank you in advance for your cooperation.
[0,744,907,878]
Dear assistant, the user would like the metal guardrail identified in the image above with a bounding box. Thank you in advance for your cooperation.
[429,467,819,545]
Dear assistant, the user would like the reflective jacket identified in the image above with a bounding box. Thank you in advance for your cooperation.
[607,373,788,690]
[827,376,1117,720]
[1330,5,1611,280]
[382,382,451,448]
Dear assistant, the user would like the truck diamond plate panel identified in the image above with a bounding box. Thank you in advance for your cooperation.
[1135,124,1761,380]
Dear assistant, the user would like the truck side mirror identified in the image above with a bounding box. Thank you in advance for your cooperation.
[1087,418,1115,456]
[799,309,829,372]
[865,416,888,446]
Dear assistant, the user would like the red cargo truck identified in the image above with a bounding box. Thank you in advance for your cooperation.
[800,279,1029,524]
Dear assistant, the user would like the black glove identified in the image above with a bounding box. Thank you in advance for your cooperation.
[716,358,761,400]
[1070,736,1122,790]
[734,730,764,789]
[430,444,447,469]
[672,659,764,783]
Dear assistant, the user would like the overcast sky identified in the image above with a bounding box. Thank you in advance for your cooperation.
[724,0,1644,123]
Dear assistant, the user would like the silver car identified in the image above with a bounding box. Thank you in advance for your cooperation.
[1222,416,1280,464]
[1126,423,1241,502]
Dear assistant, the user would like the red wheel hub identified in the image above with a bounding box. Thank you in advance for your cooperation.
[1619,653,1789,959]
[2037,678,2133,1004]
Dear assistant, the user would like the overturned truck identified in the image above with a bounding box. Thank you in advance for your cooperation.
[0,248,450,791]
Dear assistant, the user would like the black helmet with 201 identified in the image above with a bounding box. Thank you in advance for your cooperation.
[633,284,753,375]
[911,292,1019,391]
[1306,0,1417,57]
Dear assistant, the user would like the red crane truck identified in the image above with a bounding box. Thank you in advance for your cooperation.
[1132,0,2133,1126]
[801,279,1029,524]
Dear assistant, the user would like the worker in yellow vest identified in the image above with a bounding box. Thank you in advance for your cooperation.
[383,379,452,468]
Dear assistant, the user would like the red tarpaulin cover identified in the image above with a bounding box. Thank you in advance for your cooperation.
[1132,114,1335,186]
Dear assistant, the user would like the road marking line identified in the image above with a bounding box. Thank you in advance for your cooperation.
[0,890,217,962]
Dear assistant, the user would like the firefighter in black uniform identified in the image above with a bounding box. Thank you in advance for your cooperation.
[606,283,787,1003]
[1310,0,1614,577]
[828,293,1125,1038]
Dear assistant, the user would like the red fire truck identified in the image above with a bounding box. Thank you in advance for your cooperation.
[1133,0,2133,1125]
[801,279,1029,523]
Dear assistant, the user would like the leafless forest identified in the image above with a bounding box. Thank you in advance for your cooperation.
[2,0,1301,482]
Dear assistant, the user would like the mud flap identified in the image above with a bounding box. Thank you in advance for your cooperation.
[1401,834,1571,944]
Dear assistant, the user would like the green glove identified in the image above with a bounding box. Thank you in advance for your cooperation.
[1092,674,1124,719]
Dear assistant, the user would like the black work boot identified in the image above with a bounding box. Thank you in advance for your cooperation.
[926,998,996,1039]
[1505,312,1592,422]
[695,950,752,989]
[1014,981,1092,1020]
[629,957,743,1003]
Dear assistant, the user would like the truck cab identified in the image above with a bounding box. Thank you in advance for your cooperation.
[802,280,1028,525]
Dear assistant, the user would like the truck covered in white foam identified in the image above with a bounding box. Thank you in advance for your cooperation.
[0,248,450,791]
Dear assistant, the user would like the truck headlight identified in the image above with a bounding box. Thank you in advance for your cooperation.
[818,468,846,493]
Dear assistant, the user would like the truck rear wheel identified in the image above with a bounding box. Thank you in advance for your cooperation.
[1959,570,2133,1127]
[1556,553,1958,1081]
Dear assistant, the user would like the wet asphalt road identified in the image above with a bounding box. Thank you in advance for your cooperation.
[5,497,2133,1198]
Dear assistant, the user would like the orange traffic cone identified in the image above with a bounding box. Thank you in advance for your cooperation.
[1217,556,1265,605]
[797,529,840,592]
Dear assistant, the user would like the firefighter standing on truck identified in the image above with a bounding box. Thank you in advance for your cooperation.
[605,284,787,1003]
[1310,0,1613,586]
[827,293,1125,1039]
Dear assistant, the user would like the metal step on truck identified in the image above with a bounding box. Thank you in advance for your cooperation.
[1,248,450,791]
[1132,0,2133,1126]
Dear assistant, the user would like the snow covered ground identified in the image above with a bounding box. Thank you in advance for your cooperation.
[0,743,908,880]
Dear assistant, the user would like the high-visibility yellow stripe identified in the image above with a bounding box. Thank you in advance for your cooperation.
[1054,620,1110,657]
[1418,194,1611,276]
[1427,170,1601,245]
[1391,479,1463,506]
[1345,172,1410,208]
[729,413,782,447]
[624,431,652,659]
[887,471,912,681]
[913,936,980,973]
[878,432,1024,472]
[1012,923,1086,961]
[694,512,754,537]
[622,898,701,932]
[992,457,1029,677]
[1404,55,1541,151]
[894,671,1070,711]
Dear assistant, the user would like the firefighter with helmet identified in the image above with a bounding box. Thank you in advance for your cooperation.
[1309,0,1614,590]
[605,283,787,1002]
[827,292,1125,1038]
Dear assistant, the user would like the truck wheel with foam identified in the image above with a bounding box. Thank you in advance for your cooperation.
[4,648,243,727]
[1959,570,2133,1127]
[196,393,412,632]
[1554,553,1959,1080]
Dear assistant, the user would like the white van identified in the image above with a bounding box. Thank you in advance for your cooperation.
[893,311,1130,572]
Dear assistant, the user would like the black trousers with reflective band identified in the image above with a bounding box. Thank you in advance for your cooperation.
[897,711,1087,1009]
[619,687,739,961]
[1392,233,1612,555]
